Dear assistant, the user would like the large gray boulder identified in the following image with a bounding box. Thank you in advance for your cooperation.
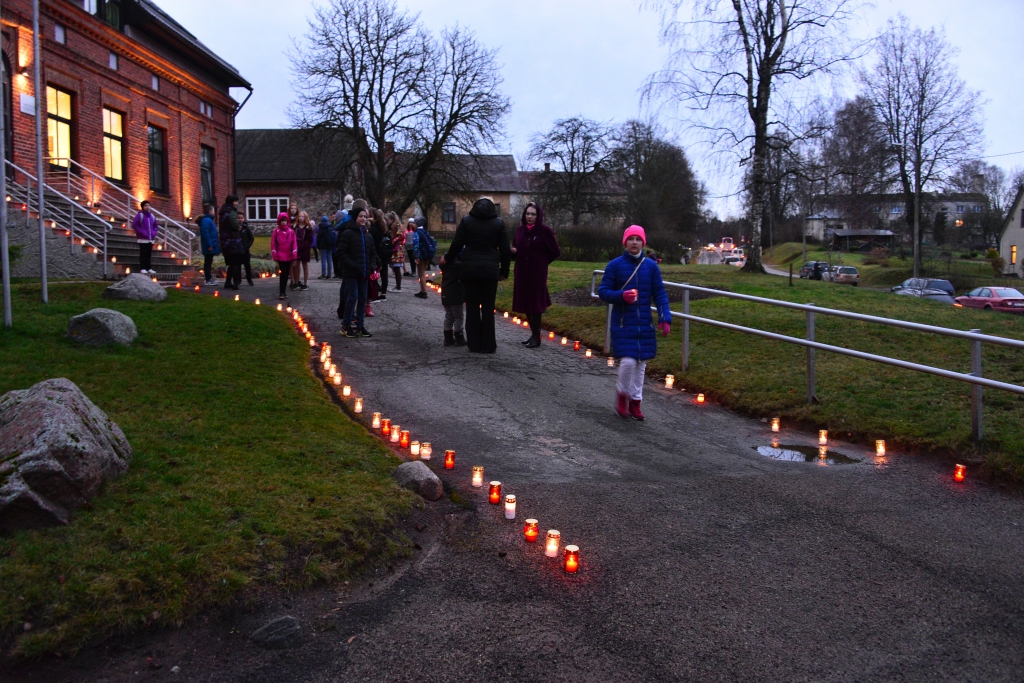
[0,378,133,535]
[393,461,443,501]
[67,308,138,346]
[103,273,167,302]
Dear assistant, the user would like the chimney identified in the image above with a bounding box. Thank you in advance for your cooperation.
[384,141,395,159]
[544,162,550,172]
[971,173,985,194]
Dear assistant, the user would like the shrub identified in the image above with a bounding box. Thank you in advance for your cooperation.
[862,247,891,266]
[991,256,1007,276]
[986,248,1000,259]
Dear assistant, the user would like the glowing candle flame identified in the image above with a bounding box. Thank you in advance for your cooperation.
[545,530,560,558]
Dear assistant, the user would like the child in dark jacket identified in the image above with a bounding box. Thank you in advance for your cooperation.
[598,225,671,421]
[440,253,466,346]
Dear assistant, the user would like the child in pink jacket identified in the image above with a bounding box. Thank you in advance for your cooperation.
[270,212,298,299]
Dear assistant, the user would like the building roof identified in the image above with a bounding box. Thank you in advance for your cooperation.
[128,0,250,88]
[236,129,350,183]
[833,229,895,237]
[818,192,987,205]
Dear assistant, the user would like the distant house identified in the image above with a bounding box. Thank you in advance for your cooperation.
[805,193,988,245]
[999,185,1024,277]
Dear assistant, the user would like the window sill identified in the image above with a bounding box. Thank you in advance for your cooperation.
[148,191,171,200]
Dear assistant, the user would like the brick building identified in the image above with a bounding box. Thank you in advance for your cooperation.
[3,0,249,279]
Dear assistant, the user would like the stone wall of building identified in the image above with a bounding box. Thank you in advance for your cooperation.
[238,182,347,234]
[6,209,106,280]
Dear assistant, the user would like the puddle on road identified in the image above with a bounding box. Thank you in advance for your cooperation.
[754,444,860,466]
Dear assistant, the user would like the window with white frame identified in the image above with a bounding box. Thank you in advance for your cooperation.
[956,205,965,213]
[54,24,66,44]
[199,100,213,117]
[246,196,289,221]
[108,51,118,70]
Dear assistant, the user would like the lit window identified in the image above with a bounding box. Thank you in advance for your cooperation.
[102,108,124,181]
[1012,246,1018,266]
[54,24,66,44]
[151,74,159,91]
[245,197,289,221]
[108,52,118,70]
[46,86,73,167]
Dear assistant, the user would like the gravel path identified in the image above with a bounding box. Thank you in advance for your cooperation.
[16,272,1024,682]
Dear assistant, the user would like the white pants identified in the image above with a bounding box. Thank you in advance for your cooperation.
[616,357,647,401]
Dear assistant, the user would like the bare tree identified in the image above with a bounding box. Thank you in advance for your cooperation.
[645,0,860,272]
[859,15,984,276]
[290,0,509,213]
[528,117,613,226]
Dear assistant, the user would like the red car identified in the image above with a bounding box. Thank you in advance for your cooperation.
[954,287,1024,314]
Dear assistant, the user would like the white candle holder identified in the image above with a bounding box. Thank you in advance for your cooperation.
[545,530,560,558]
[504,494,516,520]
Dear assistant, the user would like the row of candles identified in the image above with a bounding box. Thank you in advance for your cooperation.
[498,310,603,361]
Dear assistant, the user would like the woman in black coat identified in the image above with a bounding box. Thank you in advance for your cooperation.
[441,198,511,353]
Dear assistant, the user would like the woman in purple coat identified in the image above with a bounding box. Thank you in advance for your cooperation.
[512,203,561,348]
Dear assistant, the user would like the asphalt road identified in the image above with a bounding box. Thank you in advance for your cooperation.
[16,271,1024,682]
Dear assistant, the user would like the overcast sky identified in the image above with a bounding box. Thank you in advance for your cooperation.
[163,0,1024,216]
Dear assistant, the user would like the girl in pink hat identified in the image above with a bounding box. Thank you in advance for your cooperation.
[598,225,671,420]
[270,212,298,300]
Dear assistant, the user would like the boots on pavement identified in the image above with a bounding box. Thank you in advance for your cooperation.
[628,399,645,421]
[616,392,629,418]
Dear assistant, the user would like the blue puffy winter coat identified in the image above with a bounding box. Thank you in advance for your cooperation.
[199,215,220,255]
[598,252,671,360]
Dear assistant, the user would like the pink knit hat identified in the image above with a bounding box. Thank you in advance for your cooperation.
[622,225,646,246]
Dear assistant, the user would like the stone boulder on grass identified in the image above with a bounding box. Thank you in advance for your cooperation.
[0,378,133,535]
[393,461,443,501]
[66,308,138,346]
[102,273,167,302]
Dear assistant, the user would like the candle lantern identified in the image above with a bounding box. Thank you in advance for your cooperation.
[564,545,580,573]
[665,374,675,389]
[333,375,342,386]
[544,530,561,558]
[771,417,780,432]
[309,338,316,347]
[954,464,966,482]
[471,466,484,487]
[400,430,410,448]
[410,441,420,456]
[372,413,382,429]
[420,443,432,460]
[573,341,581,351]
[287,306,293,313]
[524,519,539,543]
[585,349,592,358]
[195,285,200,292]
[548,332,555,340]
[875,440,886,456]
[175,282,181,289]
[488,481,502,504]
[254,299,261,306]
[328,366,336,378]
[234,295,240,301]
[444,449,455,469]
[213,291,219,297]
[504,494,517,519]
[277,304,283,311]
[607,358,615,367]
[381,418,391,436]
[561,337,568,345]
[819,430,828,445]
[696,393,705,403]
[391,426,401,443]
[354,398,363,413]
[503,312,509,318]
[343,385,352,397]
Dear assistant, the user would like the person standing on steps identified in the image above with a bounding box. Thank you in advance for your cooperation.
[336,206,379,338]
[316,215,336,279]
[511,202,561,348]
[132,200,160,275]
[218,195,244,290]
[270,212,297,300]
[198,203,219,286]
[441,197,510,353]
[414,220,436,299]
[440,248,466,346]
[292,211,315,291]
[239,211,255,286]
[598,225,671,421]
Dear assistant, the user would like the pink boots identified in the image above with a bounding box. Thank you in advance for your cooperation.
[628,399,645,421]
[616,392,629,418]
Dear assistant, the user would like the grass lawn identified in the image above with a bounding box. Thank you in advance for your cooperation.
[0,283,414,657]
[496,261,1024,480]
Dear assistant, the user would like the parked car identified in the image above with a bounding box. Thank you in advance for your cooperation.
[723,256,744,267]
[831,266,859,286]
[954,287,1024,314]
[891,278,956,304]
[798,261,830,279]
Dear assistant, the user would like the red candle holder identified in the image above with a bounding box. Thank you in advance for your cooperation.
[564,545,579,573]
[573,340,581,351]
[444,449,455,469]
[400,430,410,448]
[381,418,391,436]
[548,332,555,340]
[524,519,539,542]
[488,481,502,505]
[954,464,966,482]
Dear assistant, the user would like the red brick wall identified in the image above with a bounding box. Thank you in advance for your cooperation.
[1,0,239,223]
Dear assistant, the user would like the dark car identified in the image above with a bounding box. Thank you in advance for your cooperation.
[954,287,1024,314]
[799,261,830,279]
[891,278,956,304]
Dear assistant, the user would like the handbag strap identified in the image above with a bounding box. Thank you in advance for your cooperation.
[622,256,645,291]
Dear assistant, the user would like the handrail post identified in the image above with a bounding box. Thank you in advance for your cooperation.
[806,303,817,404]
[604,304,612,356]
[102,226,108,279]
[682,285,690,371]
[970,328,983,441]
[69,202,74,254]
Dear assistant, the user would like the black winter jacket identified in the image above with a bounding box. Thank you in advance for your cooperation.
[368,225,392,265]
[336,223,380,279]
[445,199,511,280]
[440,256,464,307]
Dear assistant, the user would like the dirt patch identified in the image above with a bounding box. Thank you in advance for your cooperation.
[552,286,729,307]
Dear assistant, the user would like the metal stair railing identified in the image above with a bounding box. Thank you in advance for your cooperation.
[45,157,195,262]
[6,159,116,277]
